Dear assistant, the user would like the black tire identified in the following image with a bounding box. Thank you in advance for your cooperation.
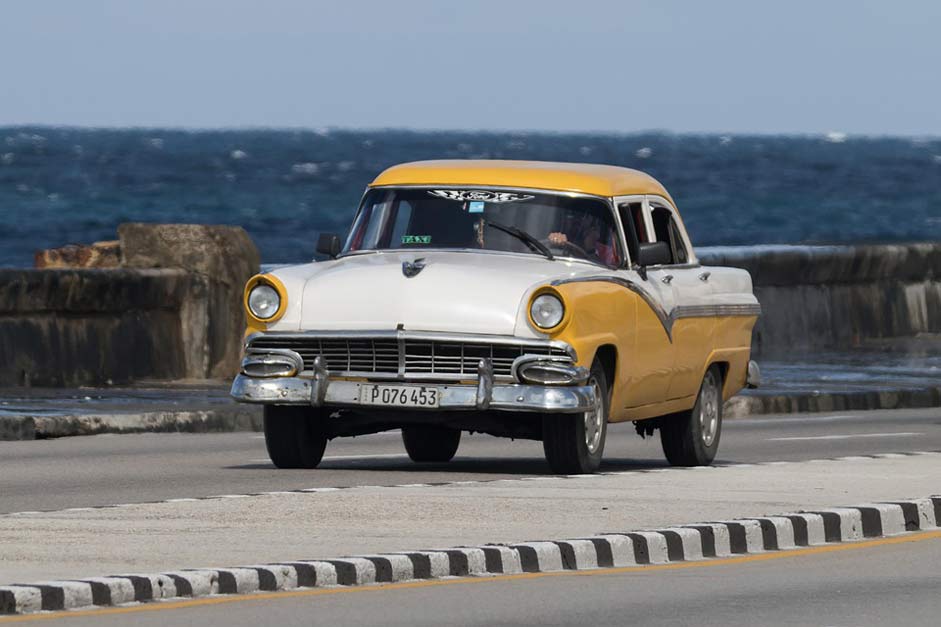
[401,425,462,462]
[263,405,328,469]
[660,365,723,466]
[542,359,609,474]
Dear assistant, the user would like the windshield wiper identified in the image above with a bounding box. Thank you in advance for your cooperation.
[483,219,555,261]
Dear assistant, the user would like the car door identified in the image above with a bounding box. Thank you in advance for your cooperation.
[613,197,676,408]
[647,196,716,400]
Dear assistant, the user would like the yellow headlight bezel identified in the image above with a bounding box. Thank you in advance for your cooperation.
[527,286,570,334]
[244,274,288,325]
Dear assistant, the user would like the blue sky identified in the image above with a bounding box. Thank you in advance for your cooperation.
[1,0,939,134]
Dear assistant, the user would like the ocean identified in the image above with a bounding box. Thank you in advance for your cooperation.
[1,127,939,268]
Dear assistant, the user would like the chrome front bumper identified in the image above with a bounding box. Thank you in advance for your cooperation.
[230,374,595,413]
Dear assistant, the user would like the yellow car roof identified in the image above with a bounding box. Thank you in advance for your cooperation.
[369,160,672,199]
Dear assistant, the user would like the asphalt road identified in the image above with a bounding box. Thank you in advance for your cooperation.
[19,529,941,626]
[1,407,939,514]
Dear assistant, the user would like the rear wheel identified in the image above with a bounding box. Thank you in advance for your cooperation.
[542,359,609,474]
[660,365,723,466]
[263,405,328,469]
[402,425,462,462]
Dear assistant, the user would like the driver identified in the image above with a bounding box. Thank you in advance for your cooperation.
[548,213,619,266]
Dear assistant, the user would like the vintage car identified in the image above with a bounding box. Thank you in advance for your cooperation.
[231,160,761,474]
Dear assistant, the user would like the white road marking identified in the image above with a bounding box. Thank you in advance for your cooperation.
[766,432,924,442]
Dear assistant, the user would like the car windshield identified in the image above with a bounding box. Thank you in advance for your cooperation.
[343,188,622,267]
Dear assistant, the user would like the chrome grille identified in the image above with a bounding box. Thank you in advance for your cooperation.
[247,333,570,379]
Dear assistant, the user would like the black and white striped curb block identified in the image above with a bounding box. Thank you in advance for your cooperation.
[2,496,938,615]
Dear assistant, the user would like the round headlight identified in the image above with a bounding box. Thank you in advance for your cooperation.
[248,284,281,320]
[531,293,564,329]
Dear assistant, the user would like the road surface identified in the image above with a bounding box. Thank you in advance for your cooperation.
[1,408,939,514]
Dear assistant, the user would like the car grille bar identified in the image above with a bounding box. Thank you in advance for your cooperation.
[246,331,574,381]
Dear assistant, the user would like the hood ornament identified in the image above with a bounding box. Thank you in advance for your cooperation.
[402,258,426,278]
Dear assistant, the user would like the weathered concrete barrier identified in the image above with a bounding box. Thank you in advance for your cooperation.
[0,225,258,387]
[699,243,941,357]
[1,237,936,386]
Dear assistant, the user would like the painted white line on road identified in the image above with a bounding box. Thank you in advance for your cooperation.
[766,432,924,442]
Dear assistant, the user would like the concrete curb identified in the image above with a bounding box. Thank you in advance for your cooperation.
[0,407,263,441]
[725,386,941,418]
[3,496,938,615]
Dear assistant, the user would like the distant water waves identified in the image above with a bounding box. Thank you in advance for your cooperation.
[1,127,940,267]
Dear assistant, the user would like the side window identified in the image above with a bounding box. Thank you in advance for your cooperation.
[650,206,690,265]
[669,220,689,264]
[617,202,644,263]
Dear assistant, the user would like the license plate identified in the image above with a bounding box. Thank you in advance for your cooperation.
[359,384,440,408]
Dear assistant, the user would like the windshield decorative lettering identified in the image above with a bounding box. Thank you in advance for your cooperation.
[428,190,534,203]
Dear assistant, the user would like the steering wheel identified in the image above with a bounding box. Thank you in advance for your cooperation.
[541,237,590,259]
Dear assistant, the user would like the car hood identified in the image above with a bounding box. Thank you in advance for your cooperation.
[280,251,595,336]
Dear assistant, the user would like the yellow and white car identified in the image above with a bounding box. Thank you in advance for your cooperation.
[231,160,761,473]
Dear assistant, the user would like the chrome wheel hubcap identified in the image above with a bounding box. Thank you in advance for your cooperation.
[698,371,720,447]
[584,377,604,454]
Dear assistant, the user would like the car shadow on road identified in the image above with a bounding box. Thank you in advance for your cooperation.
[224,456,670,475]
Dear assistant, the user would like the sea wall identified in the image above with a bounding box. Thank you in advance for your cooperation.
[1,238,936,386]
[0,224,259,387]
[698,243,941,356]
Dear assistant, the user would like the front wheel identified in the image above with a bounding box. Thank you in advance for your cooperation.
[660,365,723,466]
[542,359,609,474]
[263,405,328,469]
[402,425,462,462]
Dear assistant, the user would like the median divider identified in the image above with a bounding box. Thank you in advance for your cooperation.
[2,496,938,615]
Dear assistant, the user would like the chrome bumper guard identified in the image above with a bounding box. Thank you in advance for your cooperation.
[746,360,761,389]
[230,365,595,414]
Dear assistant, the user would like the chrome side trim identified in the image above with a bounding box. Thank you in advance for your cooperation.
[550,276,762,342]
[674,304,764,319]
[551,275,674,340]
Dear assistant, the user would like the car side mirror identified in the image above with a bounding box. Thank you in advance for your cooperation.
[635,241,671,279]
[316,233,341,259]
[637,241,671,267]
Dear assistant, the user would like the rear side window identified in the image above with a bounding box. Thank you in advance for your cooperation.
[651,206,690,265]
